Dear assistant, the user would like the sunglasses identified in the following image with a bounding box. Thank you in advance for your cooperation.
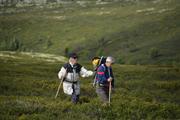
[72,57,78,59]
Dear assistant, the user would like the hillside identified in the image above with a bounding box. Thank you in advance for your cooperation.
[0,0,180,64]
[1,1,180,119]
[0,51,180,119]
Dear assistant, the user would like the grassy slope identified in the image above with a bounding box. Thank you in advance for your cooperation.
[0,52,180,119]
[0,0,180,64]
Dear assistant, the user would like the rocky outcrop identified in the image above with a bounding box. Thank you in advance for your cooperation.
[0,0,49,6]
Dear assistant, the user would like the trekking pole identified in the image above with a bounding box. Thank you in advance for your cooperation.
[55,69,67,99]
[108,68,112,106]
[55,78,63,99]
[109,81,112,106]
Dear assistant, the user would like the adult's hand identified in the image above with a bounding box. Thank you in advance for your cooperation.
[107,77,113,82]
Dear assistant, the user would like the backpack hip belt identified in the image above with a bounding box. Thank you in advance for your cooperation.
[96,83,109,87]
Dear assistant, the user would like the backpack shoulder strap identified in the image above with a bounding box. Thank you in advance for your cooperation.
[101,64,106,71]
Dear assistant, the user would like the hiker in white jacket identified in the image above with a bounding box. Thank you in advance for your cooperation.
[58,53,93,104]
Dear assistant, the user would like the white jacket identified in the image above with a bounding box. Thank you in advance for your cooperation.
[58,64,93,95]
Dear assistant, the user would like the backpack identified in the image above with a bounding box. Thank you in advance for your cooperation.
[92,56,106,70]
[91,56,107,86]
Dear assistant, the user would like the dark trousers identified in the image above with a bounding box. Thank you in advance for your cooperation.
[96,85,109,102]
[71,84,79,104]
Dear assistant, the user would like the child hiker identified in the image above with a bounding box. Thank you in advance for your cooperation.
[58,53,93,104]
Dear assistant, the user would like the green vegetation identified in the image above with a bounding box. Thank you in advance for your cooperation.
[0,0,180,119]
[0,0,180,64]
[0,52,180,119]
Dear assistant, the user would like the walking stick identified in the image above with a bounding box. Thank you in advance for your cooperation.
[55,78,63,99]
[55,69,67,99]
[109,81,112,106]
[108,68,112,106]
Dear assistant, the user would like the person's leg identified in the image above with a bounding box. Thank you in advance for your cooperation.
[71,93,79,104]
[96,86,108,103]
[71,84,79,104]
[103,86,110,106]
[104,86,109,98]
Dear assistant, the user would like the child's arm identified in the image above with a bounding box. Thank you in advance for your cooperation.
[58,67,66,79]
[80,67,93,77]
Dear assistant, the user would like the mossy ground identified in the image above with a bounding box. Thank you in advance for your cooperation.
[0,52,180,119]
